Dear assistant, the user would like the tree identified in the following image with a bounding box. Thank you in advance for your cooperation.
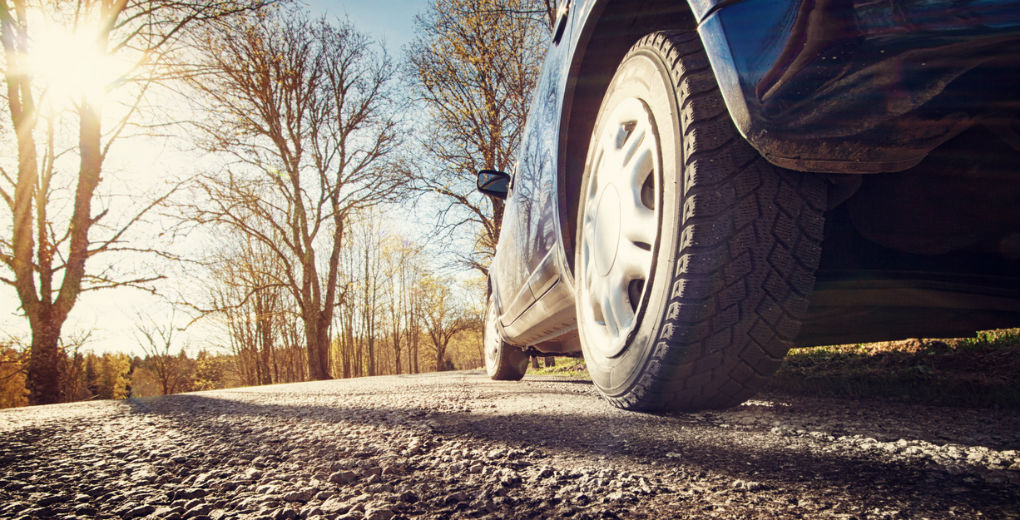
[380,234,424,375]
[354,211,384,376]
[192,350,235,391]
[332,210,382,378]
[207,237,293,386]
[0,0,273,404]
[406,0,549,275]
[84,355,99,397]
[0,341,27,408]
[58,331,93,401]
[187,10,404,381]
[420,275,472,371]
[135,311,192,395]
[95,352,131,399]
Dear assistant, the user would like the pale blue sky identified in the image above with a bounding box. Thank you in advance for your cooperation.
[308,0,427,54]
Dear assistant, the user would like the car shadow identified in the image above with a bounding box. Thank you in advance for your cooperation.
[123,380,1016,515]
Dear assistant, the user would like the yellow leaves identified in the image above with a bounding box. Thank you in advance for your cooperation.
[96,352,131,399]
[0,345,29,409]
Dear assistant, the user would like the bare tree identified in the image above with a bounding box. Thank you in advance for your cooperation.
[381,235,423,375]
[420,274,472,371]
[58,331,94,401]
[0,0,273,404]
[208,237,293,386]
[356,212,384,376]
[335,241,359,378]
[332,210,380,378]
[135,311,192,396]
[406,0,549,276]
[186,10,404,380]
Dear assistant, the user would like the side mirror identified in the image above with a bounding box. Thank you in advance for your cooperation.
[477,169,510,199]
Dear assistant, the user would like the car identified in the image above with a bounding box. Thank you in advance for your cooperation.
[477,0,1019,412]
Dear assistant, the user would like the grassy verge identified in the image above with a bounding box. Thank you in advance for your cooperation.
[528,329,1020,408]
[529,357,590,378]
[767,329,1020,408]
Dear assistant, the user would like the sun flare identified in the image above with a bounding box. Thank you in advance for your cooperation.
[26,11,130,107]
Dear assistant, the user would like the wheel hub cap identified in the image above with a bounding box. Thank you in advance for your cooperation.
[578,97,661,359]
[592,185,621,276]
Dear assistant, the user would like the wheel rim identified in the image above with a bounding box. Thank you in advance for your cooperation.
[578,97,661,359]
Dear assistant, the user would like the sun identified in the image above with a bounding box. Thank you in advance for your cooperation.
[26,10,131,108]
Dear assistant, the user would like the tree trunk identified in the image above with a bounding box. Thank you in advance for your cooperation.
[392,329,402,376]
[27,320,62,405]
[258,315,273,385]
[160,358,171,395]
[342,324,353,378]
[436,337,450,372]
[304,311,332,380]
[412,332,419,374]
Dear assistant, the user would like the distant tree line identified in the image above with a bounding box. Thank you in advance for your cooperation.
[0,342,234,407]
[202,209,486,389]
[0,312,484,408]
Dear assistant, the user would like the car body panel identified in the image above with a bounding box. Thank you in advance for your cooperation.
[699,0,1020,173]
[488,0,575,323]
[491,1,575,332]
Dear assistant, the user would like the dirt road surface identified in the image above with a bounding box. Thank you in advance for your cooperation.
[1,371,1017,519]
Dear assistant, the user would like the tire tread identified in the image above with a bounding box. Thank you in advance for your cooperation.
[601,31,826,412]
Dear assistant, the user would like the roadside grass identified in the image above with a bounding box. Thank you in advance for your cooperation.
[529,357,589,378]
[530,329,1019,408]
[766,328,1020,408]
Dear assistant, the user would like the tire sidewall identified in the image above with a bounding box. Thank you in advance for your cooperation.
[576,46,683,397]
[485,294,528,379]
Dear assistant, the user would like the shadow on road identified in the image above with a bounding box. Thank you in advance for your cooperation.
[122,377,1018,516]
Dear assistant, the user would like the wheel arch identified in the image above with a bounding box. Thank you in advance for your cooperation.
[558,0,699,276]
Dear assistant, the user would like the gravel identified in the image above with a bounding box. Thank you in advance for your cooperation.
[0,370,1017,519]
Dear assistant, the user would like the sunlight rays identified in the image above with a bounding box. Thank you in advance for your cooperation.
[23,9,130,109]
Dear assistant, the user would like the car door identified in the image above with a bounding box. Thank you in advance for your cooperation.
[492,0,574,330]
[491,161,534,325]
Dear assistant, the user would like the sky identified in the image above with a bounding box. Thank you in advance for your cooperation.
[0,1,432,357]
[309,0,426,54]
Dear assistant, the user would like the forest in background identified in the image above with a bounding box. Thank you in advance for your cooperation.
[0,326,487,408]
[0,0,556,407]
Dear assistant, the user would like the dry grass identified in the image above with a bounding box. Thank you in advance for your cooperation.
[767,328,1020,408]
[529,357,589,378]
[531,329,1020,408]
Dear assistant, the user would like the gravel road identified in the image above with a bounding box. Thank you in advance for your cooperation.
[1,370,1017,519]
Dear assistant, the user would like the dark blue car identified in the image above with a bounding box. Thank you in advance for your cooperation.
[477,0,1019,411]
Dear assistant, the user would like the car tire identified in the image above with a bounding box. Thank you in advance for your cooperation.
[574,31,826,411]
[484,294,529,381]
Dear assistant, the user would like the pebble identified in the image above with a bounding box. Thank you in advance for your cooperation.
[363,502,394,520]
[283,489,313,503]
[329,470,358,484]
[123,504,156,519]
